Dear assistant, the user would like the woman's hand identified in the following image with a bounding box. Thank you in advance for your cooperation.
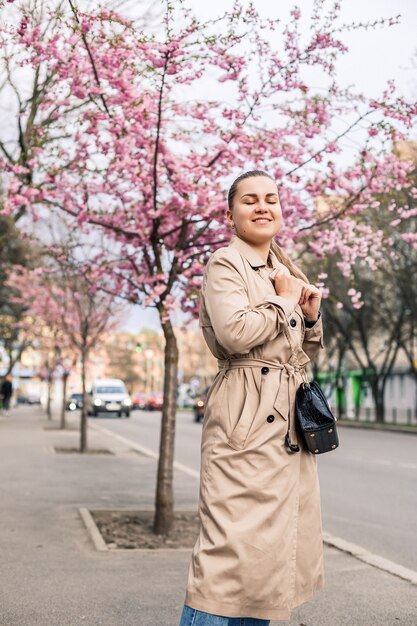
[274,271,304,308]
[298,284,322,321]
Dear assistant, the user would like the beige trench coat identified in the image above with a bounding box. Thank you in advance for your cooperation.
[184,236,324,621]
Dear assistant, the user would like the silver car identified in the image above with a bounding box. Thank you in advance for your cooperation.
[87,378,132,418]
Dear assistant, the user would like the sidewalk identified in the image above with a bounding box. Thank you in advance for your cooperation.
[1,407,416,626]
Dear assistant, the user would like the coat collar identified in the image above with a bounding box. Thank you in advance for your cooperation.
[229,235,279,269]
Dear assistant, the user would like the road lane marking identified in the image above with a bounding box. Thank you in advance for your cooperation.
[92,421,417,584]
[90,422,200,479]
[323,532,417,586]
[399,462,417,470]
[328,515,383,530]
[341,456,417,470]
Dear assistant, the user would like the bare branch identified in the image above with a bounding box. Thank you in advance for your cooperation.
[285,111,373,177]
[67,0,111,116]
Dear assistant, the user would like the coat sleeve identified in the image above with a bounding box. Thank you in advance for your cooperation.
[203,250,296,355]
[302,314,324,360]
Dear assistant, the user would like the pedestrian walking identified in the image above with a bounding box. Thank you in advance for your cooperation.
[179,171,325,625]
[1,375,13,414]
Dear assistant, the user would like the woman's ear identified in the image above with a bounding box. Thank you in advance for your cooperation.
[226,210,235,229]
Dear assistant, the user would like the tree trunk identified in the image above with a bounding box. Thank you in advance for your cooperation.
[46,373,52,420]
[369,376,385,424]
[375,395,385,423]
[60,372,68,430]
[153,316,179,536]
[335,349,346,421]
[80,351,88,452]
[336,374,345,421]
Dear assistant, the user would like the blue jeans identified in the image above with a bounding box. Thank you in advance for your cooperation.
[179,605,270,626]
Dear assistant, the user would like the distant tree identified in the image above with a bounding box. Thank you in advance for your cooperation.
[320,264,404,423]
[318,163,417,421]
[105,333,142,394]
[11,259,123,451]
[0,214,38,376]
[374,153,417,398]
[35,326,62,420]
[29,320,78,427]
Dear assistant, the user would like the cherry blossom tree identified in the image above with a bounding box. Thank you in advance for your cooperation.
[310,150,417,422]
[11,261,122,451]
[1,0,416,532]
[32,322,65,420]
[22,314,78,428]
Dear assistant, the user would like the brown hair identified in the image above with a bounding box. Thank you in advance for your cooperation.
[228,170,309,283]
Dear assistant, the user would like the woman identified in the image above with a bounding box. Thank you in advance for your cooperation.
[179,170,324,625]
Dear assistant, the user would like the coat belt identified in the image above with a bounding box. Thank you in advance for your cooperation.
[217,357,306,450]
[217,357,306,377]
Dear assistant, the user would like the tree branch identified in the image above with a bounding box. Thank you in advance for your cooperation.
[67,0,111,117]
[285,110,373,176]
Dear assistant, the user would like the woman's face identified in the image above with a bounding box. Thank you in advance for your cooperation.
[227,176,282,245]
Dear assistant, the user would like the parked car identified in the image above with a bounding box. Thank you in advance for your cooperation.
[132,392,148,410]
[193,386,210,423]
[66,392,83,411]
[147,391,163,411]
[86,378,132,418]
[16,394,41,405]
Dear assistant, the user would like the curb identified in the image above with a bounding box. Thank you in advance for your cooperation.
[78,507,108,551]
[89,418,417,582]
[323,532,417,586]
[78,507,194,553]
[337,421,417,435]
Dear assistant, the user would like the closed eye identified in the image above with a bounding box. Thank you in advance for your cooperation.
[244,200,277,205]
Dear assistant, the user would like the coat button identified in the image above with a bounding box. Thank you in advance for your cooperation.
[267,415,275,423]
[289,318,297,328]
[261,367,269,374]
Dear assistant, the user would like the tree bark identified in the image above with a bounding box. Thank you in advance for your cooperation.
[369,376,385,423]
[60,372,68,430]
[153,315,179,536]
[46,373,52,420]
[335,348,346,421]
[336,374,345,421]
[80,350,88,452]
[4,341,27,379]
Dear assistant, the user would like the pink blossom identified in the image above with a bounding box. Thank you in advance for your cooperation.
[0,0,415,321]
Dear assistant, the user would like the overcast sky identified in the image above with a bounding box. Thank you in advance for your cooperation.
[194,0,416,100]
[122,0,417,333]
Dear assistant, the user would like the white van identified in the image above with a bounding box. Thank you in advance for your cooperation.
[88,378,132,418]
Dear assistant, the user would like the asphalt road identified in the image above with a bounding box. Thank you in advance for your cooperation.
[90,409,417,573]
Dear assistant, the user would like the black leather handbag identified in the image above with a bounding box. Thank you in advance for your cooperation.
[295,381,339,454]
